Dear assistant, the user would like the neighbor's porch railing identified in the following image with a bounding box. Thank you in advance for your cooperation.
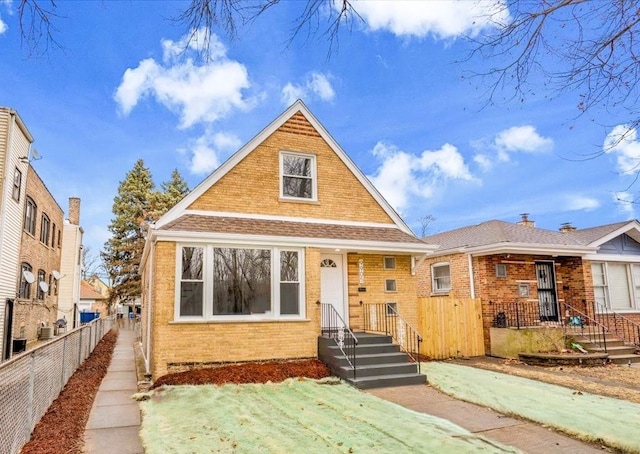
[489,300,609,352]
[362,303,422,373]
[594,302,640,350]
[319,303,358,379]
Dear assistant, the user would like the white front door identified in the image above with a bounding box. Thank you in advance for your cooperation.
[320,254,347,327]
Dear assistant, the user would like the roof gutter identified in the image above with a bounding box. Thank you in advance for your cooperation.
[430,242,598,258]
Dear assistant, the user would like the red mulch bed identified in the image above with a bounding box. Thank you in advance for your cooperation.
[21,329,118,454]
[20,330,331,454]
[152,360,332,388]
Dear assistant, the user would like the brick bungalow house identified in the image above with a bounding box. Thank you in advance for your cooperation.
[139,101,436,380]
[419,214,640,355]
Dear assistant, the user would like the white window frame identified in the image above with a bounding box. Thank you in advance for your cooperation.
[432,262,451,293]
[12,168,21,202]
[592,260,640,312]
[385,279,397,292]
[495,264,507,278]
[279,151,317,202]
[174,243,306,321]
[384,256,396,270]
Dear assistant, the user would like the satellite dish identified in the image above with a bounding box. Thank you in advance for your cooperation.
[39,281,49,293]
[52,270,61,280]
[22,270,35,284]
[31,148,41,161]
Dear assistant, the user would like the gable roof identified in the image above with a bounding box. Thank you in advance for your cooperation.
[569,220,640,246]
[80,280,107,300]
[423,220,598,257]
[154,100,412,235]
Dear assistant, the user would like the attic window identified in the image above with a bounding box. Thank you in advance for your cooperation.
[280,151,317,201]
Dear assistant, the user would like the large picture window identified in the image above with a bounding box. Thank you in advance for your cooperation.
[592,261,640,311]
[176,245,304,320]
[280,151,316,200]
[213,248,271,315]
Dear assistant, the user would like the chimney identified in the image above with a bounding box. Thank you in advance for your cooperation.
[68,197,81,225]
[517,213,535,228]
[559,222,577,232]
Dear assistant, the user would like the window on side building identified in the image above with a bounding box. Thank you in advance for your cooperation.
[432,262,451,293]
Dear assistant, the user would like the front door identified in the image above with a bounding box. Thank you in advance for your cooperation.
[320,254,347,327]
[536,262,559,322]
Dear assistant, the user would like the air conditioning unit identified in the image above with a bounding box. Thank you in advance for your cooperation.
[39,326,54,340]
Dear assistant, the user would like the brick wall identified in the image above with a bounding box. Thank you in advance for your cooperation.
[15,166,63,343]
[348,254,418,330]
[188,113,394,225]
[418,252,594,353]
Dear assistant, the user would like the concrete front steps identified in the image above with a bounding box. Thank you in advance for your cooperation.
[573,335,640,365]
[318,332,426,389]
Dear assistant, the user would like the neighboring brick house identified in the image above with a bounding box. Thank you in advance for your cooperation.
[15,165,64,346]
[0,108,32,360]
[419,214,640,353]
[140,101,435,379]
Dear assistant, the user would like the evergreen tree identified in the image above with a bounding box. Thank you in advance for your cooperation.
[102,160,155,306]
[148,169,190,222]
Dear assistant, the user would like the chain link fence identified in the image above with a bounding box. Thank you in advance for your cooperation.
[0,316,115,454]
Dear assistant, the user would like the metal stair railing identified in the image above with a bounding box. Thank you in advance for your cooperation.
[361,303,423,373]
[319,302,358,379]
[561,302,609,353]
[594,302,640,350]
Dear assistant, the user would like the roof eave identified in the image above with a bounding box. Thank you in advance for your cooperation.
[150,229,437,255]
[428,242,597,258]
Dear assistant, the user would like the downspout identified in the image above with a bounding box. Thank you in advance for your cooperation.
[467,253,476,299]
[144,239,154,376]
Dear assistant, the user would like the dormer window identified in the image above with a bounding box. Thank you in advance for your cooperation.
[280,151,317,201]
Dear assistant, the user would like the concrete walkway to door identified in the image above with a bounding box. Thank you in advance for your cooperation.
[369,385,605,453]
[82,323,143,454]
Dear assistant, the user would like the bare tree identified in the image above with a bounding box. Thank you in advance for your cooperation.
[16,0,359,57]
[470,1,640,132]
[418,214,436,238]
[82,245,105,280]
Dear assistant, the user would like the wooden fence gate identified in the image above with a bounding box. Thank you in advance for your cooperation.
[418,297,485,359]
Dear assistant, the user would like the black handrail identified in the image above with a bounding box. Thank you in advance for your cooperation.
[594,302,640,350]
[489,300,543,329]
[319,303,358,379]
[362,303,423,373]
[561,302,610,353]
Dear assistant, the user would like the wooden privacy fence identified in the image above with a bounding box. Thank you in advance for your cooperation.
[418,297,485,359]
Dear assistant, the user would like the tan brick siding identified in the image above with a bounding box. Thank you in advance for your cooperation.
[347,254,418,331]
[188,114,394,224]
[147,241,322,379]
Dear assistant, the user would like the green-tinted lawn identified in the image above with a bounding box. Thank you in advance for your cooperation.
[140,378,518,453]
[424,362,640,453]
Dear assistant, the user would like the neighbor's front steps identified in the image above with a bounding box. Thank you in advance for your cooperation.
[318,332,427,389]
[572,334,640,365]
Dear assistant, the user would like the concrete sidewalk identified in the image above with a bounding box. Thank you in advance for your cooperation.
[83,324,143,454]
[369,385,606,453]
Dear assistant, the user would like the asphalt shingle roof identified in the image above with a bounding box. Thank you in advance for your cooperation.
[159,215,427,245]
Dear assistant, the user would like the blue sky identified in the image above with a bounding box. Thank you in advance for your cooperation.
[1,1,638,256]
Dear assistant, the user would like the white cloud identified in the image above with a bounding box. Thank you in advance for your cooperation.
[0,0,10,35]
[368,141,474,213]
[352,0,509,39]
[114,30,252,129]
[281,72,335,106]
[472,125,553,169]
[603,125,640,175]
[182,129,242,175]
[613,192,636,219]
[563,195,599,211]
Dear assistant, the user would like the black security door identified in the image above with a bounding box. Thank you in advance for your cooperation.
[536,262,559,322]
